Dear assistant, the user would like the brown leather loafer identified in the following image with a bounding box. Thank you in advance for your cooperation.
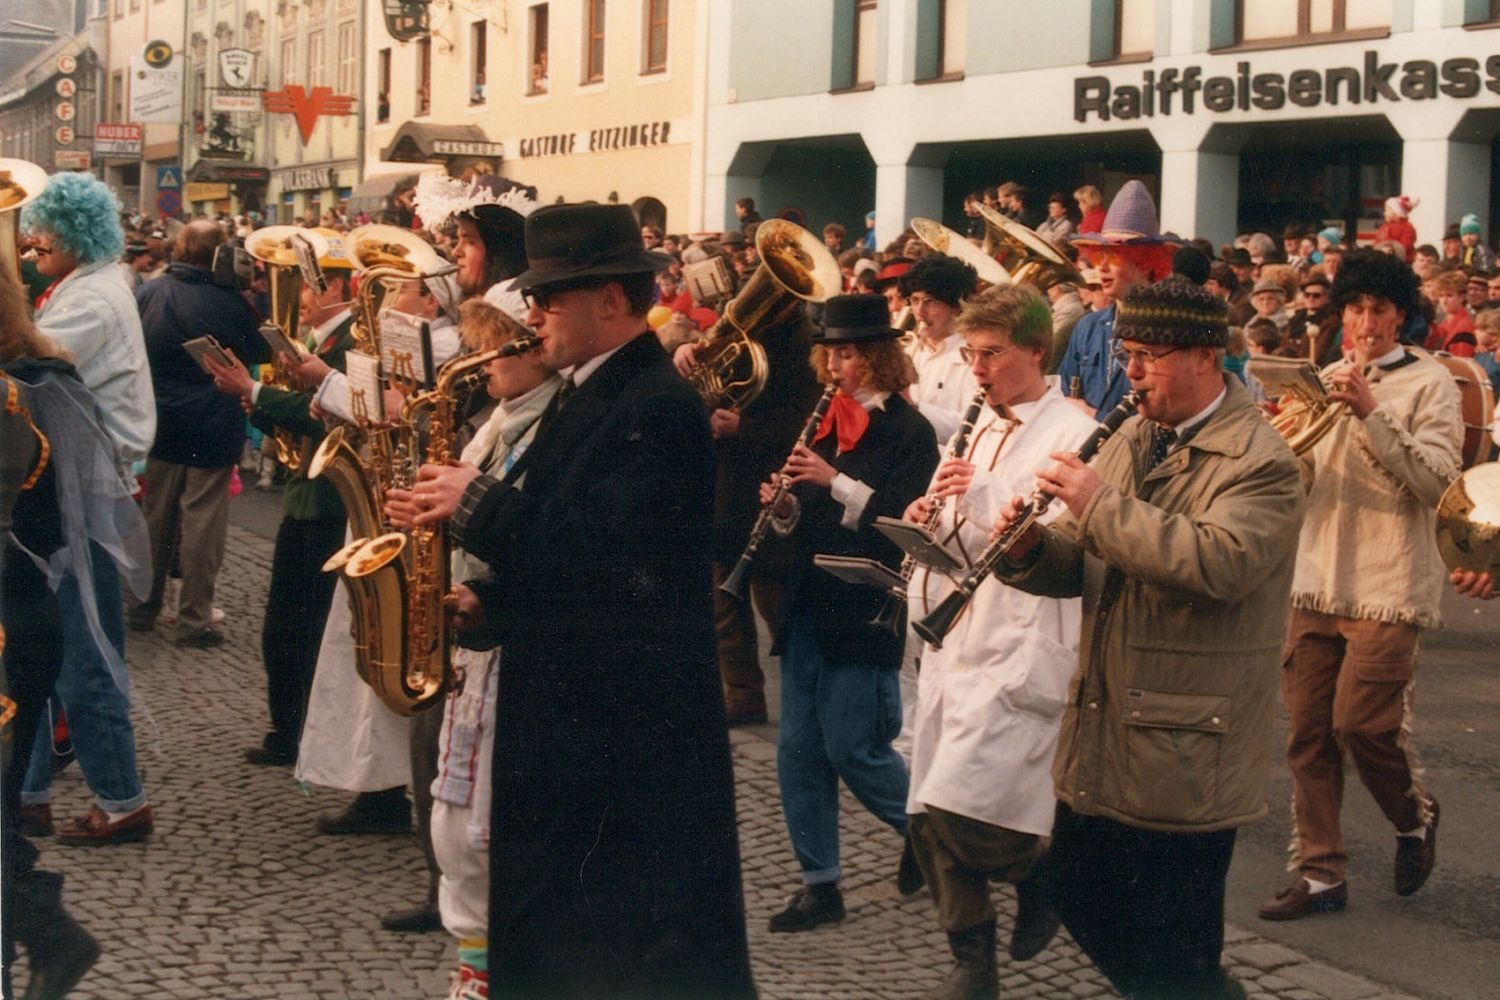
[1395,798,1439,896]
[1258,877,1347,921]
[56,804,154,846]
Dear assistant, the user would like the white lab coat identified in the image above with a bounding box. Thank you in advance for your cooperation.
[905,388,1095,836]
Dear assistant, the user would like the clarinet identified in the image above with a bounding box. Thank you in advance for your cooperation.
[720,384,838,599]
[870,388,988,636]
[912,391,1142,650]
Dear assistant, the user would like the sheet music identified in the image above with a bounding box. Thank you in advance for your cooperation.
[379,310,431,385]
[344,351,384,422]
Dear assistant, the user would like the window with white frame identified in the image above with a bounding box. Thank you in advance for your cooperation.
[337,21,357,94]
[307,30,325,87]
[583,0,605,84]
[853,0,877,86]
[1238,0,1390,45]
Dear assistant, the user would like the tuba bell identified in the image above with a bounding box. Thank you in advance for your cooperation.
[975,205,1085,293]
[246,226,331,473]
[687,220,842,410]
[0,158,48,277]
[911,218,1010,289]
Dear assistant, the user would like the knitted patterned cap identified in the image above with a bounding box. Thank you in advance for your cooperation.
[1114,275,1229,349]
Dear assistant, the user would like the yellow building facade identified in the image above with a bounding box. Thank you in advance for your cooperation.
[362,0,704,233]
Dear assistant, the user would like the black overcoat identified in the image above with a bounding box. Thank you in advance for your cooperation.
[459,333,755,1000]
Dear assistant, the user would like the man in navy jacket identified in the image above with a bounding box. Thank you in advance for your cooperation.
[129,221,268,646]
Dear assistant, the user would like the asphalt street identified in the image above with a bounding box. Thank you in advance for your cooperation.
[7,480,1490,998]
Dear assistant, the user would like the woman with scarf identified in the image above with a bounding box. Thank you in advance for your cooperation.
[759,293,938,933]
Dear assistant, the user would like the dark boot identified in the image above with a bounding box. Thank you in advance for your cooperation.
[897,832,926,895]
[927,921,998,1000]
[768,882,845,932]
[1009,871,1060,961]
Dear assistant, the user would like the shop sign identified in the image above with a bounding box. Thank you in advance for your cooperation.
[432,139,504,157]
[219,48,255,87]
[263,85,355,144]
[509,119,685,160]
[95,122,144,156]
[283,167,335,191]
[55,125,75,145]
[55,78,76,98]
[212,89,261,113]
[382,0,430,42]
[1076,51,1500,123]
[57,54,77,75]
[55,150,90,170]
[131,46,184,124]
[55,100,74,122]
[185,182,231,201]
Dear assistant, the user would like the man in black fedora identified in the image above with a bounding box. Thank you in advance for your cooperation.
[407,202,756,999]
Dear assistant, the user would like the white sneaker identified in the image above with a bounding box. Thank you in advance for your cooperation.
[211,607,225,625]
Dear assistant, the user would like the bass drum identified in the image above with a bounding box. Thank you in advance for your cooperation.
[1427,351,1496,469]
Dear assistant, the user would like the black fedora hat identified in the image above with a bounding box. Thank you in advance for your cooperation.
[511,203,674,290]
[813,293,900,343]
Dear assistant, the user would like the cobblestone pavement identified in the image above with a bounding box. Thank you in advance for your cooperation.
[12,521,1424,1000]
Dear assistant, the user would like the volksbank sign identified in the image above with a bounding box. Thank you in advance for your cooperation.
[1075,50,1500,122]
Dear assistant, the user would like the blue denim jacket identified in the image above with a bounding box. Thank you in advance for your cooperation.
[1056,304,1131,418]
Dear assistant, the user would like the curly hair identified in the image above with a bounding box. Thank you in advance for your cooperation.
[810,339,915,394]
[1330,248,1420,318]
[20,172,126,264]
[898,254,978,308]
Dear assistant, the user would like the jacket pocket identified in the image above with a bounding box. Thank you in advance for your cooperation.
[1120,689,1230,824]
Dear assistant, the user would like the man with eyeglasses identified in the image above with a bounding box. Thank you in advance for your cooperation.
[990,275,1305,999]
[1288,271,1336,362]
[898,254,980,442]
[401,203,755,999]
[901,283,1098,997]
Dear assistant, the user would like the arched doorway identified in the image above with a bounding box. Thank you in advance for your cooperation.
[632,196,667,231]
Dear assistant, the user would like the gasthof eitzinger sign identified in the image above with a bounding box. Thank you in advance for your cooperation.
[1074,50,1500,122]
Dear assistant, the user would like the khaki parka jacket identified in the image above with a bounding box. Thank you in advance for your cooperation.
[1002,376,1305,832]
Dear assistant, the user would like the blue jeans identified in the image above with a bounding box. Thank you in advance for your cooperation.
[778,617,909,885]
[21,541,146,814]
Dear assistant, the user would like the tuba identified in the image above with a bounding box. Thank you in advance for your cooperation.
[911,218,1010,289]
[687,220,842,410]
[246,226,330,473]
[0,158,48,276]
[975,205,1085,293]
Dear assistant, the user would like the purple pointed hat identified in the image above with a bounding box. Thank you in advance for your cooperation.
[1070,180,1181,247]
[1070,180,1182,280]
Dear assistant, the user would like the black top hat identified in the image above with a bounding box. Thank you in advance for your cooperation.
[1223,247,1252,267]
[813,294,900,343]
[511,203,675,290]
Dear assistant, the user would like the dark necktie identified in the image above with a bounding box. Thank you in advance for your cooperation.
[554,375,578,411]
[1149,424,1176,467]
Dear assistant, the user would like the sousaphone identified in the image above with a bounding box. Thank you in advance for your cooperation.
[910,218,1009,289]
[976,204,1084,292]
[346,223,454,279]
[0,158,49,274]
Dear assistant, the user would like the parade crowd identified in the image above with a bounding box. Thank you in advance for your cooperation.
[2,163,1496,1000]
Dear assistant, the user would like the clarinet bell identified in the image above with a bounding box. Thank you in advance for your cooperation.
[868,592,907,637]
[912,590,967,650]
[719,557,751,600]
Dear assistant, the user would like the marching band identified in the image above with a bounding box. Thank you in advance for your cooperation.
[2,156,1497,1000]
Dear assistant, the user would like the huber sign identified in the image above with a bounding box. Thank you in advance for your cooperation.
[1075,50,1500,123]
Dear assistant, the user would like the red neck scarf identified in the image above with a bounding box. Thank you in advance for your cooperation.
[813,390,870,453]
[33,266,75,312]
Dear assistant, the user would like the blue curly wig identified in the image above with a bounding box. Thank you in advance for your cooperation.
[21,172,126,264]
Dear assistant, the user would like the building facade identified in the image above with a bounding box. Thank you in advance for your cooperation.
[0,9,106,178]
[362,0,704,232]
[705,0,1500,250]
[98,0,186,216]
[178,0,272,216]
